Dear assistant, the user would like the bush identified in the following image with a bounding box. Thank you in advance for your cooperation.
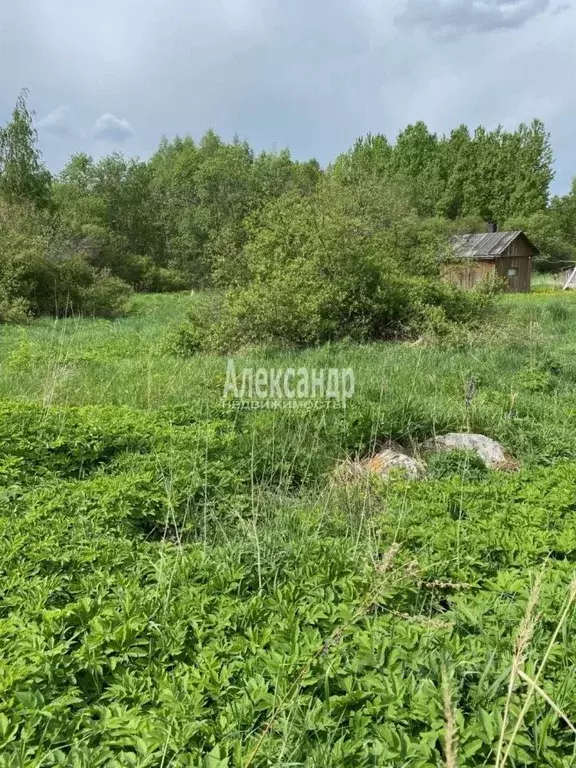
[140,263,190,293]
[0,201,132,320]
[167,291,228,355]
[0,296,30,324]
[169,180,498,353]
[96,252,190,293]
[77,271,133,317]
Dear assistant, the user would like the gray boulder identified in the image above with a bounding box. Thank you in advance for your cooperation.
[422,433,510,469]
[366,449,426,480]
[332,445,426,485]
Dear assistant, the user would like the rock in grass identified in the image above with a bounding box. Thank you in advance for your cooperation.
[422,433,514,470]
[332,444,426,485]
[366,449,426,480]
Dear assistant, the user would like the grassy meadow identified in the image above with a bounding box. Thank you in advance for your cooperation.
[3,290,576,765]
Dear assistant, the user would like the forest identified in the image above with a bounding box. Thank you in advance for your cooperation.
[1,90,576,331]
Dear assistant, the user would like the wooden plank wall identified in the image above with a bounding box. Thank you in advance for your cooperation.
[495,239,532,292]
[442,260,496,290]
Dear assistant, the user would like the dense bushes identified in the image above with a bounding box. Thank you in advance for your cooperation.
[2,87,574,331]
[0,96,134,321]
[52,135,323,293]
[0,202,132,321]
[171,181,498,352]
[48,117,567,290]
[3,89,576,328]
[3,90,573,321]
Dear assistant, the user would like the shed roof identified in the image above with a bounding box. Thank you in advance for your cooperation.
[450,231,538,260]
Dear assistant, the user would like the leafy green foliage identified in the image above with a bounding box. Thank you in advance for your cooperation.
[2,414,576,764]
[0,89,52,210]
[2,89,576,321]
[2,293,576,763]
[144,133,322,289]
[513,179,576,271]
[0,200,132,320]
[426,448,490,480]
[170,181,498,351]
[332,119,554,224]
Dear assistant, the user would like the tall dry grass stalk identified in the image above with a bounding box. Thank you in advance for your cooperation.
[498,575,576,768]
[442,665,458,768]
[494,571,543,768]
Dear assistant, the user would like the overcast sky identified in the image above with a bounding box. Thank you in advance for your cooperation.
[1,0,574,193]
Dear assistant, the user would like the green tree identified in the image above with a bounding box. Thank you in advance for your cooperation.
[509,178,576,271]
[437,125,473,219]
[0,89,52,209]
[55,152,168,287]
[330,133,393,185]
[506,119,554,218]
[461,121,553,223]
[148,131,320,287]
[391,122,444,216]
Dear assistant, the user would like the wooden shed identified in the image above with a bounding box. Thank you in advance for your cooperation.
[444,230,538,293]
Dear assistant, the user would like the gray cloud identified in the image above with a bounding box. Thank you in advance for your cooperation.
[396,0,556,37]
[1,0,575,193]
[92,113,133,141]
[36,105,76,137]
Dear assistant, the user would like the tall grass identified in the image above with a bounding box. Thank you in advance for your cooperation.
[3,290,576,464]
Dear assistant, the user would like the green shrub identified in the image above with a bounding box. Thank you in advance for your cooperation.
[0,296,30,324]
[169,182,498,353]
[76,270,133,318]
[141,264,190,293]
[105,253,190,293]
[166,291,228,355]
[0,201,132,320]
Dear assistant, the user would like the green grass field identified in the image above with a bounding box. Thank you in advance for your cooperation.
[3,291,576,766]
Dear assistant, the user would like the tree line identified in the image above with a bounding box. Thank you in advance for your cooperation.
[1,90,575,323]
